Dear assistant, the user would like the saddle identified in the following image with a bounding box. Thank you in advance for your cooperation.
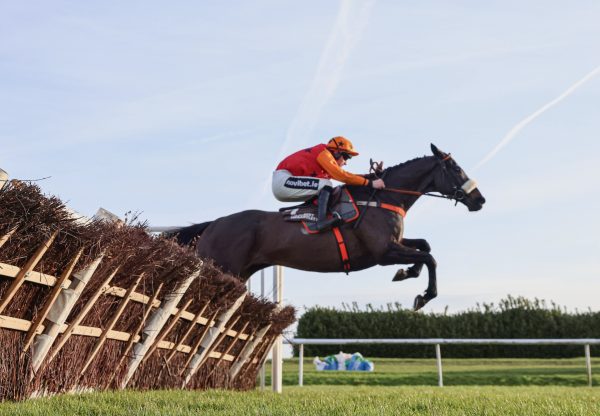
[281,187,359,234]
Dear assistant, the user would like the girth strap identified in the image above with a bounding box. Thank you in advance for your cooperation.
[332,201,405,275]
[332,227,351,274]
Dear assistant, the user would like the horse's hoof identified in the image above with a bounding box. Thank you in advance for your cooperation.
[392,269,408,282]
[413,295,426,311]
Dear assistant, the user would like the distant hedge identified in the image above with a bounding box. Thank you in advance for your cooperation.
[295,296,600,358]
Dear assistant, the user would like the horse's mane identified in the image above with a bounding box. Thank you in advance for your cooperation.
[383,155,431,173]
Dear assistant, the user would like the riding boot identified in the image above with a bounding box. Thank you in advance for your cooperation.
[316,186,342,231]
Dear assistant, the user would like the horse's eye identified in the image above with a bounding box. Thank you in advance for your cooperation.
[453,166,461,173]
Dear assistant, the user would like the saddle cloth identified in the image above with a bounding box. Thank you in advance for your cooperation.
[281,187,359,234]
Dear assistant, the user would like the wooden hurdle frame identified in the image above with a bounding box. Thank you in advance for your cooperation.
[0,174,293,398]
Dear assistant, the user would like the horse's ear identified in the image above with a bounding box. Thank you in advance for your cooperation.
[431,143,444,159]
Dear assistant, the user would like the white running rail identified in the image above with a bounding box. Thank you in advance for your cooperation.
[285,338,600,388]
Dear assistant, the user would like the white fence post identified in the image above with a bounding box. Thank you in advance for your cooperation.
[585,344,592,387]
[299,344,304,387]
[260,269,266,390]
[435,344,443,387]
[271,266,283,393]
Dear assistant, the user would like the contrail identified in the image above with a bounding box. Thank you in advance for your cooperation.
[474,64,600,170]
[277,0,376,159]
[253,0,375,205]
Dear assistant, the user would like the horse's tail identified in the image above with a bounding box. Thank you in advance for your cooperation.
[168,221,213,246]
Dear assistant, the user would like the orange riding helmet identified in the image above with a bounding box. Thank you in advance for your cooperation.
[326,136,359,156]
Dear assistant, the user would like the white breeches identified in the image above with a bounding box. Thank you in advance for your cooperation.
[271,170,332,202]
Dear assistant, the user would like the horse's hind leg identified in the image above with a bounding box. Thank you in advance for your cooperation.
[392,238,431,282]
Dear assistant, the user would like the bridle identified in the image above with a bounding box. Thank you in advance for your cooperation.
[354,154,478,229]
[381,182,478,204]
[373,155,478,204]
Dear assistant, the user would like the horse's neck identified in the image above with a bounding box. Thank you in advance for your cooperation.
[385,157,437,210]
[387,157,435,187]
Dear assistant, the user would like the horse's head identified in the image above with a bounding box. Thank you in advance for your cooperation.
[430,144,486,211]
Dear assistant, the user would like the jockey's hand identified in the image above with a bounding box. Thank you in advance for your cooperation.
[371,179,385,189]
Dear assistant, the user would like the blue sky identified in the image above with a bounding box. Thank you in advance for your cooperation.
[2,1,599,315]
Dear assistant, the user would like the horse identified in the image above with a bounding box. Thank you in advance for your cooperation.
[175,144,485,310]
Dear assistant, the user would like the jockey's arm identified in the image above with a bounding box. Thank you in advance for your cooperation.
[316,150,370,186]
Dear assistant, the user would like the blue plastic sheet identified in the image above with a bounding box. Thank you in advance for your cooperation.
[313,351,374,371]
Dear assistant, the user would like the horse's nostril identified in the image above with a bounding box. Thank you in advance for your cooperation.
[478,196,486,205]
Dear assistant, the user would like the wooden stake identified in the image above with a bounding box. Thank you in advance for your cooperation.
[0,226,18,250]
[120,267,201,389]
[46,266,122,364]
[181,293,247,386]
[231,328,256,365]
[229,324,271,380]
[180,310,219,375]
[206,321,249,379]
[233,329,257,363]
[255,335,278,369]
[193,316,241,372]
[21,248,84,355]
[252,335,274,362]
[142,298,193,364]
[30,253,105,373]
[226,328,256,388]
[0,230,58,315]
[240,335,275,379]
[105,282,164,390]
[165,301,210,364]
[79,275,143,377]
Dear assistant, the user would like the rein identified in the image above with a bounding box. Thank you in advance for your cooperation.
[380,187,453,200]
[352,157,472,229]
[376,154,477,203]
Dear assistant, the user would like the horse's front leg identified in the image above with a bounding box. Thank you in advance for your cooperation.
[392,238,431,282]
[379,243,437,311]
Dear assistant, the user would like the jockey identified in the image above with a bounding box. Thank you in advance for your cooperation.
[272,136,385,230]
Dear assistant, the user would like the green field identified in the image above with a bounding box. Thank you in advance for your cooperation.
[1,358,598,415]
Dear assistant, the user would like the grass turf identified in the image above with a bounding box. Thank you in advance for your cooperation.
[0,386,599,415]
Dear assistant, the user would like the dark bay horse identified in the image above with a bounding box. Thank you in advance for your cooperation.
[175,144,485,310]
